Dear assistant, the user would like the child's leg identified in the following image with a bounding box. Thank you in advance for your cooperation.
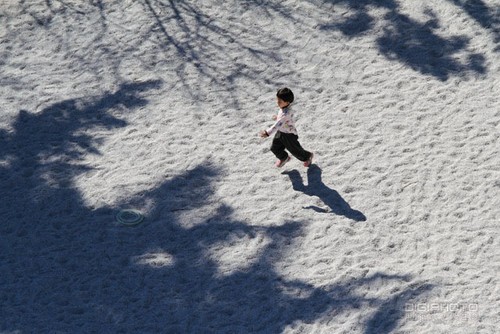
[270,134,289,161]
[281,133,312,161]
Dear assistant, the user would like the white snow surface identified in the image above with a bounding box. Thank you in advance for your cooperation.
[1,0,499,333]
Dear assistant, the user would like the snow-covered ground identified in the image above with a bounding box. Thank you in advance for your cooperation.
[1,0,499,333]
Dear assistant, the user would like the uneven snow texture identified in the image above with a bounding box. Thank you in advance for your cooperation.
[1,0,499,333]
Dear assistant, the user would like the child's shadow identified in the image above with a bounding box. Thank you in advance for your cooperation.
[283,164,366,222]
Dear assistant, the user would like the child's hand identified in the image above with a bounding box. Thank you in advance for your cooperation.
[272,115,277,120]
[259,130,269,138]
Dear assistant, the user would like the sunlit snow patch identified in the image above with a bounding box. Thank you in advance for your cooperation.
[132,252,175,268]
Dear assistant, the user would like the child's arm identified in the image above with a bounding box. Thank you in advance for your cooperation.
[259,109,288,138]
[259,116,281,138]
[259,113,278,138]
[265,112,287,137]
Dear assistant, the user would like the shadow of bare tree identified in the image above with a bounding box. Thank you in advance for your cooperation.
[6,0,297,108]
[138,0,295,105]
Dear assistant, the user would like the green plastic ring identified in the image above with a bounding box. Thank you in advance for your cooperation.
[116,209,144,226]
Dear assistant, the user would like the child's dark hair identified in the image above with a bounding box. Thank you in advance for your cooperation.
[277,87,294,103]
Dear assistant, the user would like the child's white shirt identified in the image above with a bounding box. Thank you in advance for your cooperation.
[266,106,298,136]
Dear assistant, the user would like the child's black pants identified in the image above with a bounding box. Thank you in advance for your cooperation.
[270,131,311,162]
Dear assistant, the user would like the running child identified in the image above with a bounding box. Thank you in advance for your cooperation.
[259,87,313,168]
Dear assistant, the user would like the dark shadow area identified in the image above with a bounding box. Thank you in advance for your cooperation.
[364,283,434,334]
[448,0,500,49]
[319,0,488,80]
[0,88,435,332]
[0,80,162,331]
[0,79,162,225]
[336,11,375,36]
[283,165,367,222]
[319,0,397,35]
[378,10,487,81]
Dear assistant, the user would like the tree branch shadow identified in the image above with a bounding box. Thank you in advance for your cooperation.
[11,0,299,106]
[283,164,367,221]
[137,0,297,106]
